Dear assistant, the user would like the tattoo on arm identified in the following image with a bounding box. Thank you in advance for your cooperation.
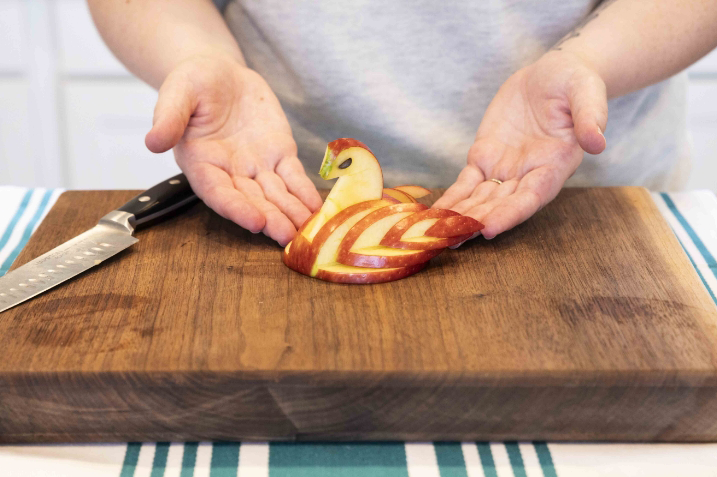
[552,0,618,51]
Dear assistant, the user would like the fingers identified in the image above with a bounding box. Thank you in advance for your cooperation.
[567,69,608,155]
[185,163,266,234]
[445,179,519,248]
[432,165,484,209]
[472,188,543,239]
[254,170,313,228]
[145,71,197,153]
[275,156,323,212]
[233,176,297,246]
[184,163,301,246]
[450,180,499,214]
[448,231,481,249]
[464,167,560,239]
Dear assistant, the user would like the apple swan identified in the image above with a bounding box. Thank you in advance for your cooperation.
[283,138,484,283]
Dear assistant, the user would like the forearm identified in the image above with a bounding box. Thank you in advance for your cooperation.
[87,0,245,89]
[553,0,717,98]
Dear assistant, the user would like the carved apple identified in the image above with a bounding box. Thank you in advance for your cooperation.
[283,139,483,283]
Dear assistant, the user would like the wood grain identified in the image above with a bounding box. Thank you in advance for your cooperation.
[1,187,717,443]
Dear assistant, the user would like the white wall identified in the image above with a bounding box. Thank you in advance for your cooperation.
[687,52,717,193]
[0,0,715,192]
[0,0,179,190]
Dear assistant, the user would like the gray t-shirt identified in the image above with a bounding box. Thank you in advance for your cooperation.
[220,0,690,190]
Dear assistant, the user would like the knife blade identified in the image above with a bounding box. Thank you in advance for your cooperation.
[0,174,197,313]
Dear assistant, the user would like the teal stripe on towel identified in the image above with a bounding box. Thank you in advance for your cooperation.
[150,442,171,477]
[476,443,497,477]
[1,189,53,275]
[661,193,717,281]
[434,442,468,477]
[180,442,199,477]
[505,442,527,477]
[210,442,240,477]
[269,442,409,477]
[534,442,558,477]
[119,442,142,477]
[0,189,33,276]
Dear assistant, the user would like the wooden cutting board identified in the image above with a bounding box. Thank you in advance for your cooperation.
[2,187,717,443]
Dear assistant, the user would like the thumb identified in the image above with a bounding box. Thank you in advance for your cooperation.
[567,69,608,155]
[145,72,197,153]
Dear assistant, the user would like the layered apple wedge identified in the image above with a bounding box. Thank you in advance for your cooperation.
[283,138,484,283]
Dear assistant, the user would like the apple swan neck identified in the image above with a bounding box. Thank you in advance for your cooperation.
[303,166,383,240]
[327,164,384,207]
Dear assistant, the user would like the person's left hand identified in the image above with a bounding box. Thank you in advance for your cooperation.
[433,50,608,240]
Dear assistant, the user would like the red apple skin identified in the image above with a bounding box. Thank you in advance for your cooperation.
[383,233,476,250]
[283,210,319,275]
[393,185,431,199]
[340,248,442,268]
[315,262,427,284]
[382,188,417,203]
[379,209,472,250]
[328,138,372,157]
[426,215,485,238]
[283,200,389,276]
[337,202,440,268]
[339,203,426,250]
[283,173,482,282]
[381,193,402,204]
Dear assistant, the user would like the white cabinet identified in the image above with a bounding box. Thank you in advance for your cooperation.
[56,0,129,76]
[56,0,180,190]
[0,0,172,189]
[0,80,33,184]
[685,48,717,192]
[0,0,25,71]
[686,80,717,192]
[56,0,175,190]
[690,49,717,76]
[64,81,179,189]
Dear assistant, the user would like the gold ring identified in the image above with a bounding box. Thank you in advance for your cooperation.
[489,178,503,185]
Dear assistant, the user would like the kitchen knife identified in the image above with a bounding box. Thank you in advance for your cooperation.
[0,174,197,314]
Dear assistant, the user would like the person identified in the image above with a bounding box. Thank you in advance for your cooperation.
[88,0,717,246]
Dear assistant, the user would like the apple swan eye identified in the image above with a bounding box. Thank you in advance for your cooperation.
[338,158,352,169]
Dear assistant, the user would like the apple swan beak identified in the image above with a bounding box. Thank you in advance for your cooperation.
[319,147,335,180]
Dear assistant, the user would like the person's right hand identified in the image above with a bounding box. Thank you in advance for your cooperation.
[145,53,322,246]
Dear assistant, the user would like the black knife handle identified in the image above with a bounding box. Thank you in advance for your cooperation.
[117,174,198,228]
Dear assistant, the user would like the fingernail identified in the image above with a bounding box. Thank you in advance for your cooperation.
[597,125,605,138]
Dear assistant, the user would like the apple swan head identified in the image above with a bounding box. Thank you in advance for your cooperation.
[319,138,377,180]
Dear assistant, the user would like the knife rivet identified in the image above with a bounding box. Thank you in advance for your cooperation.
[169,179,181,185]
[138,196,151,202]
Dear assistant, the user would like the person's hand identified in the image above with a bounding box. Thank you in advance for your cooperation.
[145,53,322,246]
[433,50,608,240]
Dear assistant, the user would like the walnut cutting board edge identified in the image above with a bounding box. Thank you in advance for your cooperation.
[1,187,717,443]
